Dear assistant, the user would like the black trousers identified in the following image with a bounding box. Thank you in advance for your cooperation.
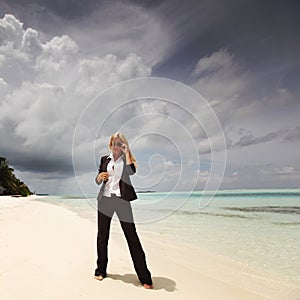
[95,195,152,285]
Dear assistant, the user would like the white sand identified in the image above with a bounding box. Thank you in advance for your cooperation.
[0,196,299,300]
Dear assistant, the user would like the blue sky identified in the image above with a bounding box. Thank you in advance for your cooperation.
[0,0,299,194]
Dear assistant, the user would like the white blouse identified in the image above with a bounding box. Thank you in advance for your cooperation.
[103,153,124,197]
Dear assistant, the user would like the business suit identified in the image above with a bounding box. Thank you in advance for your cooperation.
[95,155,152,286]
[96,155,137,202]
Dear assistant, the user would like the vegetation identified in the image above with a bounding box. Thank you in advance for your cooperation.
[0,157,33,196]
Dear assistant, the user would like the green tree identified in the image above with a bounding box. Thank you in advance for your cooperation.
[0,157,33,196]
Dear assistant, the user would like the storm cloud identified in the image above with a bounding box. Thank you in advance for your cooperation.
[0,0,299,193]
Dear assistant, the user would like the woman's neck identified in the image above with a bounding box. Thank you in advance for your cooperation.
[113,153,122,161]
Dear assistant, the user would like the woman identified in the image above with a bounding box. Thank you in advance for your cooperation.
[94,132,153,289]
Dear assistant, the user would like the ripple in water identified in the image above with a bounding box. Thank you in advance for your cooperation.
[224,206,300,215]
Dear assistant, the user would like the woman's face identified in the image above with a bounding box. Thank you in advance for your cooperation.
[112,137,124,157]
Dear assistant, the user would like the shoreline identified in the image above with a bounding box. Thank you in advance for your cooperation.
[0,196,299,299]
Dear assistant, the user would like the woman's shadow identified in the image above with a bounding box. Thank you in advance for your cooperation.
[108,273,176,291]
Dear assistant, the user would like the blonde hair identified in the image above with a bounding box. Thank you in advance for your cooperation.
[108,132,137,168]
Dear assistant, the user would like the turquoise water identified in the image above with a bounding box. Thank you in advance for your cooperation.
[37,189,300,285]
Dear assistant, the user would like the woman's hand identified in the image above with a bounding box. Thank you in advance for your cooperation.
[120,143,129,154]
[120,143,133,165]
[98,172,109,181]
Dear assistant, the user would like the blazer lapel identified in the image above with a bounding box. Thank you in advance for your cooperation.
[102,155,111,172]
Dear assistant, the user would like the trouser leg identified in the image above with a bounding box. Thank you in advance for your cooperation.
[114,197,152,285]
[120,221,152,285]
[95,198,113,277]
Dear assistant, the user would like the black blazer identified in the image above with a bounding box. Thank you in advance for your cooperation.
[96,155,138,202]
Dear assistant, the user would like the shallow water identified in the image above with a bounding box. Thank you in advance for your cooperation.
[36,189,300,285]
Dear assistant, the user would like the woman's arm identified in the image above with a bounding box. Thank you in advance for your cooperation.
[124,162,136,175]
[95,156,109,185]
[121,144,136,175]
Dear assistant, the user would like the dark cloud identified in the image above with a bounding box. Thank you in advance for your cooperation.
[232,126,300,149]
[1,0,165,18]
[0,0,102,19]
[234,129,288,147]
[153,0,300,84]
[2,0,299,78]
[284,126,300,142]
[1,1,299,192]
[3,149,74,176]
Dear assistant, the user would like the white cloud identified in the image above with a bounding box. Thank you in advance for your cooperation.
[0,14,24,45]
[0,77,8,96]
[0,14,152,193]
[2,14,220,194]
[193,49,235,76]
[21,27,43,57]
[192,49,250,105]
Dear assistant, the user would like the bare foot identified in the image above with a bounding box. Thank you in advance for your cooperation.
[94,275,104,281]
[143,284,154,289]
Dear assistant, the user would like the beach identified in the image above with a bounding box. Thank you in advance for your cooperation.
[0,195,299,300]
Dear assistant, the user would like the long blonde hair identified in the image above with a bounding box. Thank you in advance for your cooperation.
[108,132,137,168]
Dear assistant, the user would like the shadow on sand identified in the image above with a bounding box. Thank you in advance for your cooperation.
[108,273,176,291]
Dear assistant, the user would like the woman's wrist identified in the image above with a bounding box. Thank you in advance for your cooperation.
[125,151,132,164]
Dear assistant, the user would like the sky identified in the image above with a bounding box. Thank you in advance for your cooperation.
[0,0,299,194]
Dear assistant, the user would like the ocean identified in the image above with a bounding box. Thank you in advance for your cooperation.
[36,189,300,287]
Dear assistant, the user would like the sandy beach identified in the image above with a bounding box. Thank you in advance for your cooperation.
[0,195,298,300]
